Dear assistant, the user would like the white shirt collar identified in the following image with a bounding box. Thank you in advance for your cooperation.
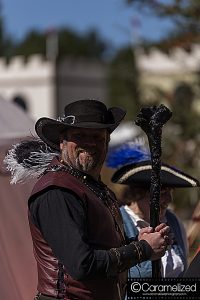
[124,205,149,229]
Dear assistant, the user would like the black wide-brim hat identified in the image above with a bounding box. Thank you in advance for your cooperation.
[35,99,126,150]
[112,160,199,188]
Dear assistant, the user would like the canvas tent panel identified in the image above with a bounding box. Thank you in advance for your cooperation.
[0,98,37,299]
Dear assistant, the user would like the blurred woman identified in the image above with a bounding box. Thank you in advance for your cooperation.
[107,142,199,277]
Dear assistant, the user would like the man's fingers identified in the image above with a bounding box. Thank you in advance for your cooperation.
[140,227,153,234]
[160,226,170,236]
[155,224,170,236]
[155,223,167,232]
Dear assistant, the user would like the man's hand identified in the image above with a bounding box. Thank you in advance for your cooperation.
[138,223,172,261]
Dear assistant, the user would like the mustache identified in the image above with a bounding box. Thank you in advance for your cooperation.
[76,148,96,155]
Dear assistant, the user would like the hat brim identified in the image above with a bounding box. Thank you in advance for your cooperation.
[35,107,126,150]
[112,161,199,188]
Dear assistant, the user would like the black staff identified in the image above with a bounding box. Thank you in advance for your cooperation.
[135,104,172,278]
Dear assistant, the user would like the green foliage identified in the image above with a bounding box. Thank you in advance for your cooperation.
[123,0,200,219]
[58,28,106,59]
[161,82,200,214]
[0,11,15,58]
[4,27,107,60]
[126,0,200,23]
[13,30,46,57]
[125,0,200,46]
[0,2,107,60]
[108,47,141,119]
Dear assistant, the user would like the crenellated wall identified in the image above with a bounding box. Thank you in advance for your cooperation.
[0,55,54,79]
[0,54,108,121]
[136,44,200,110]
[0,55,55,120]
[0,45,199,120]
[138,44,200,74]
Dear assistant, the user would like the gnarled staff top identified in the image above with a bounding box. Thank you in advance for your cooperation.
[135,104,172,136]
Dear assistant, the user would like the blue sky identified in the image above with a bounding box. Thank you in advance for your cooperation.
[3,0,174,48]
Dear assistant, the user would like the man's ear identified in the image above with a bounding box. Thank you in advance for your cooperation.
[59,132,65,150]
[106,131,111,143]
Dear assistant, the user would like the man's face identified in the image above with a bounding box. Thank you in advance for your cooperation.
[60,127,109,176]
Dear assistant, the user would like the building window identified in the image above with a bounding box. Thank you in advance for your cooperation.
[12,95,28,112]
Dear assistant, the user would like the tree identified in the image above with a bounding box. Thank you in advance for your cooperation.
[125,0,200,50]
[124,1,200,215]
[10,28,107,61]
[58,28,107,60]
[108,47,141,119]
[13,30,46,58]
[126,0,200,28]
[0,3,14,58]
[0,4,4,56]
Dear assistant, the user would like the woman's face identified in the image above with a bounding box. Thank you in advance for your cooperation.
[130,186,173,223]
[142,187,173,222]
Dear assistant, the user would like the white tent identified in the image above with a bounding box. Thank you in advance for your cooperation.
[0,97,35,146]
[0,98,37,300]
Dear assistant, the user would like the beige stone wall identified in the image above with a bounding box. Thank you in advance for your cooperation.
[136,45,200,112]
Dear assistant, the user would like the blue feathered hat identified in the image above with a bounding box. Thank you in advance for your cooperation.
[106,141,199,188]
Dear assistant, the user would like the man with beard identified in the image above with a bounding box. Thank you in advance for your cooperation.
[5,99,171,300]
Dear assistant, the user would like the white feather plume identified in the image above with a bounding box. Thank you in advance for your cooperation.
[4,139,59,184]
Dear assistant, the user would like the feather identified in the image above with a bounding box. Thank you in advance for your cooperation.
[4,139,59,184]
[106,139,150,168]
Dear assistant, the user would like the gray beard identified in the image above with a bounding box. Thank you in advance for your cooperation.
[75,156,96,172]
[62,150,97,172]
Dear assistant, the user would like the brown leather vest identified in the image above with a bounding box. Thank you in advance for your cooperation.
[28,161,127,300]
